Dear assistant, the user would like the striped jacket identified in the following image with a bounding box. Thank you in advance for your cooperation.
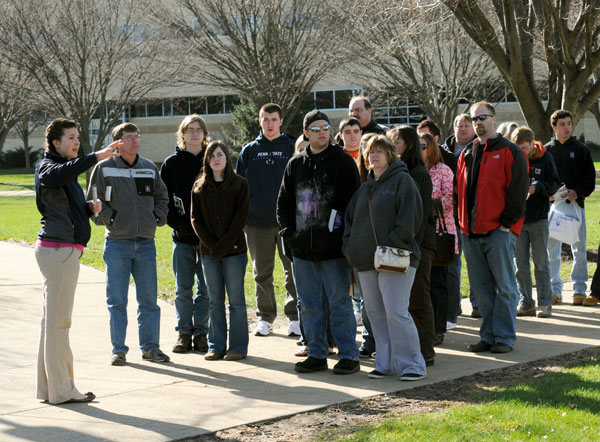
[87,155,168,240]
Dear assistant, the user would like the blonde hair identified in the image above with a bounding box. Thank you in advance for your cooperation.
[177,114,209,150]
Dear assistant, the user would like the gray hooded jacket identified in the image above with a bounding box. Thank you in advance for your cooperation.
[343,159,423,271]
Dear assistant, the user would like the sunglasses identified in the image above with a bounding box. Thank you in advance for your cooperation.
[309,124,331,132]
[471,114,493,122]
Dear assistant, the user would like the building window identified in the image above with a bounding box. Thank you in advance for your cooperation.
[147,100,163,117]
[172,98,190,116]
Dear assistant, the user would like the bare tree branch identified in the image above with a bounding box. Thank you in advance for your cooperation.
[443,0,600,142]
[159,0,345,130]
[0,0,178,159]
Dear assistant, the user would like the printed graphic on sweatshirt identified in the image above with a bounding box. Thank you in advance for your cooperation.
[295,185,334,230]
[254,151,287,166]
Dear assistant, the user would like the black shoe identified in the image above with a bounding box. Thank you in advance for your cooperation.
[424,357,435,367]
[193,334,208,353]
[142,348,170,363]
[368,369,389,379]
[471,307,482,318]
[359,349,373,358]
[333,359,360,375]
[434,333,444,346]
[491,342,513,353]
[467,340,492,352]
[294,356,328,373]
[400,373,426,381]
[110,352,126,366]
[172,333,192,353]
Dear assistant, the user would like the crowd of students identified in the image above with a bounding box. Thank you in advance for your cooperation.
[33,97,598,404]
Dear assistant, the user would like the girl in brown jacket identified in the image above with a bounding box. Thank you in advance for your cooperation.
[191,141,250,360]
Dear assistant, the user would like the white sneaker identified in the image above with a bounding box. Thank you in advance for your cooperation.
[354,310,363,326]
[288,320,301,337]
[446,321,457,330]
[253,320,273,336]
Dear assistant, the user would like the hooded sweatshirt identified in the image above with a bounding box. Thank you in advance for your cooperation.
[343,159,423,271]
[236,132,295,227]
[524,141,560,223]
[277,143,360,261]
[160,146,204,245]
[545,136,596,208]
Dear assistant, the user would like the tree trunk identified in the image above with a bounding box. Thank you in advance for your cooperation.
[23,130,31,172]
[0,127,9,152]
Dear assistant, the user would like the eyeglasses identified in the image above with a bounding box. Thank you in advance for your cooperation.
[309,124,331,132]
[420,144,427,150]
[186,129,204,135]
[122,134,140,141]
[471,114,493,122]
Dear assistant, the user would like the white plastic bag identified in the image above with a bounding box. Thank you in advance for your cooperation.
[548,200,582,245]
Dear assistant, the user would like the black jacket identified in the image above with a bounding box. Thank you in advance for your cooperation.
[35,151,97,245]
[545,136,596,208]
[277,143,360,261]
[408,164,436,252]
[160,147,205,245]
[524,142,561,223]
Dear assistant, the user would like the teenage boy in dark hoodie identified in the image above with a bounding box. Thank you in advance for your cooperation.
[277,110,361,375]
[236,103,299,337]
[160,115,210,353]
[545,110,597,306]
[511,127,560,318]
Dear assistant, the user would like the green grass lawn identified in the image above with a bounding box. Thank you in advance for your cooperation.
[0,194,285,309]
[327,354,600,441]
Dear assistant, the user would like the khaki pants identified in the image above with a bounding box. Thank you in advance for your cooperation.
[244,226,297,323]
[35,246,83,404]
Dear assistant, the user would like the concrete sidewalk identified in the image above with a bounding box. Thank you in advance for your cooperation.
[1,240,599,442]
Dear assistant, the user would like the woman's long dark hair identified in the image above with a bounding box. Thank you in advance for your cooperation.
[387,125,425,170]
[192,140,234,192]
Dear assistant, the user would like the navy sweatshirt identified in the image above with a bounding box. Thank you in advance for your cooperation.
[236,132,295,228]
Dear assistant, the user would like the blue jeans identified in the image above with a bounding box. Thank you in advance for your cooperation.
[292,257,358,360]
[462,228,519,347]
[173,242,209,336]
[103,238,161,354]
[458,231,479,309]
[352,268,375,353]
[548,208,588,296]
[515,220,552,307]
[201,253,249,355]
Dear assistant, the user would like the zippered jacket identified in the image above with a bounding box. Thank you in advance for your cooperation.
[236,132,295,228]
[524,142,560,223]
[545,136,596,208]
[35,151,97,245]
[343,159,423,270]
[456,134,528,237]
[87,155,168,239]
[190,174,250,259]
[277,143,360,261]
[160,146,204,245]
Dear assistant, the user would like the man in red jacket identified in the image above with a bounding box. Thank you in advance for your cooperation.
[456,101,528,354]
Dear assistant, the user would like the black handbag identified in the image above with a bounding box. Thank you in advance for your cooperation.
[431,199,456,267]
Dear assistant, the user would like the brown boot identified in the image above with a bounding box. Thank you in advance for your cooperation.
[583,295,599,307]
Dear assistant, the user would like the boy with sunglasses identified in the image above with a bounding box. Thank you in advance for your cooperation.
[277,110,361,375]
[456,102,528,354]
